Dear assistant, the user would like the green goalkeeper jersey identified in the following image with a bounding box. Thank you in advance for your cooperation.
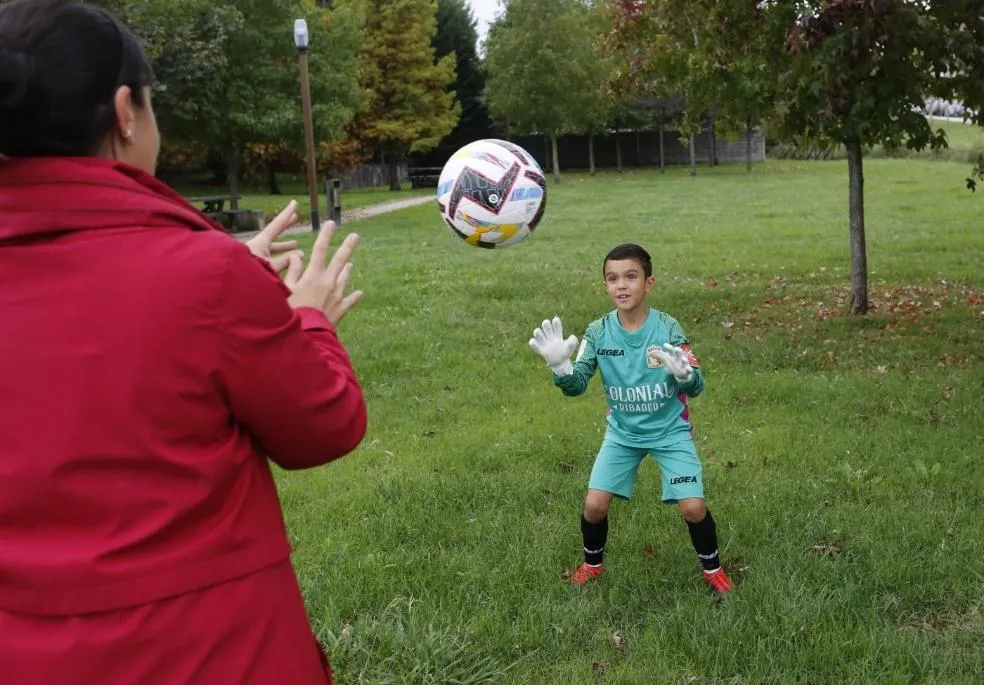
[553,307,705,447]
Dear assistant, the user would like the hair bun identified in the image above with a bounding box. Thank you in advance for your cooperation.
[0,49,36,110]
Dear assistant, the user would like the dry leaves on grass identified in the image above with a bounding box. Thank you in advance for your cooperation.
[810,540,844,557]
[611,631,626,654]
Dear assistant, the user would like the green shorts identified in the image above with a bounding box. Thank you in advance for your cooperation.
[588,432,704,503]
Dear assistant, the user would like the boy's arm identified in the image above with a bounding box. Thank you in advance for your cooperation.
[667,318,705,398]
[553,327,598,397]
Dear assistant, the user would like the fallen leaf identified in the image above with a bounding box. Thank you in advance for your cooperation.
[612,631,626,653]
[874,365,888,374]
[592,662,608,673]
[560,569,572,581]
[721,318,735,329]
[557,459,573,472]
[810,540,843,557]
[726,460,738,469]
[708,277,719,287]
[644,546,655,559]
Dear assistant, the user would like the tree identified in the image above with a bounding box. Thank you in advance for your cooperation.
[485,0,608,183]
[931,2,984,189]
[602,0,722,177]
[352,0,459,190]
[433,0,491,154]
[106,0,362,198]
[777,0,949,314]
[702,0,789,172]
[213,0,362,198]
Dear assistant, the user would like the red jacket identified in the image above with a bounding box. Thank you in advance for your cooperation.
[0,157,366,683]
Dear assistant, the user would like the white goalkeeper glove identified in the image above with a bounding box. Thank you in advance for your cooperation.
[653,342,693,383]
[529,316,578,377]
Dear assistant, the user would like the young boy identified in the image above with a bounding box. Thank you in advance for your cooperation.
[528,243,732,595]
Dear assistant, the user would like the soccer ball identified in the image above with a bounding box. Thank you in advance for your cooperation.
[436,139,547,248]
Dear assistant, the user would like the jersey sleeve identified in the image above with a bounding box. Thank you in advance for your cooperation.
[666,314,705,397]
[553,320,599,397]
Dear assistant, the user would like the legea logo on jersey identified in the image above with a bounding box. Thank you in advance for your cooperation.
[646,345,663,368]
[597,348,624,356]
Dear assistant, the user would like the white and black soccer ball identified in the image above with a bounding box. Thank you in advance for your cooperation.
[436,139,547,248]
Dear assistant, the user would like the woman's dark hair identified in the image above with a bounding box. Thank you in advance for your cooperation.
[0,0,153,157]
[603,243,653,278]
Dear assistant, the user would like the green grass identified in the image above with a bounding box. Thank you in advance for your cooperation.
[275,158,983,684]
[171,174,432,223]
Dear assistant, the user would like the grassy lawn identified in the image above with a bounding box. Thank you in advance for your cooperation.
[170,174,433,223]
[275,158,983,683]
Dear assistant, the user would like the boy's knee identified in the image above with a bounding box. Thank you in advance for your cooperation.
[678,497,707,523]
[583,490,612,522]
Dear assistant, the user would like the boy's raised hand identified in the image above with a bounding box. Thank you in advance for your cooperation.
[654,342,693,383]
[529,316,578,376]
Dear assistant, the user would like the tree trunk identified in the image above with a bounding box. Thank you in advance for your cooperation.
[635,130,642,167]
[588,133,596,176]
[550,133,561,184]
[615,129,622,172]
[746,117,753,172]
[658,122,665,173]
[688,133,697,177]
[709,120,717,166]
[227,154,240,209]
[267,162,280,195]
[387,158,401,191]
[846,138,869,314]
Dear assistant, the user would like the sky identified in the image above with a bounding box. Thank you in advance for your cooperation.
[465,0,502,48]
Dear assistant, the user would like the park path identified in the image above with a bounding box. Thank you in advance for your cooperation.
[235,194,433,241]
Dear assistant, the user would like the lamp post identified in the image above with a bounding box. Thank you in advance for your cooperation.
[294,18,320,231]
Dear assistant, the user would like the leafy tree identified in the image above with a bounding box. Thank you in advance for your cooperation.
[352,0,459,190]
[702,0,789,172]
[778,0,950,314]
[103,0,362,198]
[930,2,984,190]
[602,0,721,176]
[485,0,608,183]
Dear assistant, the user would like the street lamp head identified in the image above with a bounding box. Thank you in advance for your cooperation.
[293,19,309,50]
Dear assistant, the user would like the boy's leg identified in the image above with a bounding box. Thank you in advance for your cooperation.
[581,489,613,564]
[651,440,732,594]
[571,436,645,584]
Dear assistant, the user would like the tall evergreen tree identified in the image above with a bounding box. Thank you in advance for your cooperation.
[431,0,491,155]
[352,0,460,189]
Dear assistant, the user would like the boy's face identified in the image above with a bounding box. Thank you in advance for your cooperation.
[603,258,654,312]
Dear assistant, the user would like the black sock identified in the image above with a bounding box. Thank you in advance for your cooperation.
[686,510,721,571]
[581,515,608,566]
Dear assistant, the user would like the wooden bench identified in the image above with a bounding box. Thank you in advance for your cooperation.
[186,194,241,213]
[185,194,261,233]
[407,167,442,189]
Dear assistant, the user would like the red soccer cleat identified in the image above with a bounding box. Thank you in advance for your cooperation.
[703,567,733,596]
[569,562,604,586]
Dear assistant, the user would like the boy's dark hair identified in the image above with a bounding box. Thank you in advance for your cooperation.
[603,243,653,278]
[0,0,154,158]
